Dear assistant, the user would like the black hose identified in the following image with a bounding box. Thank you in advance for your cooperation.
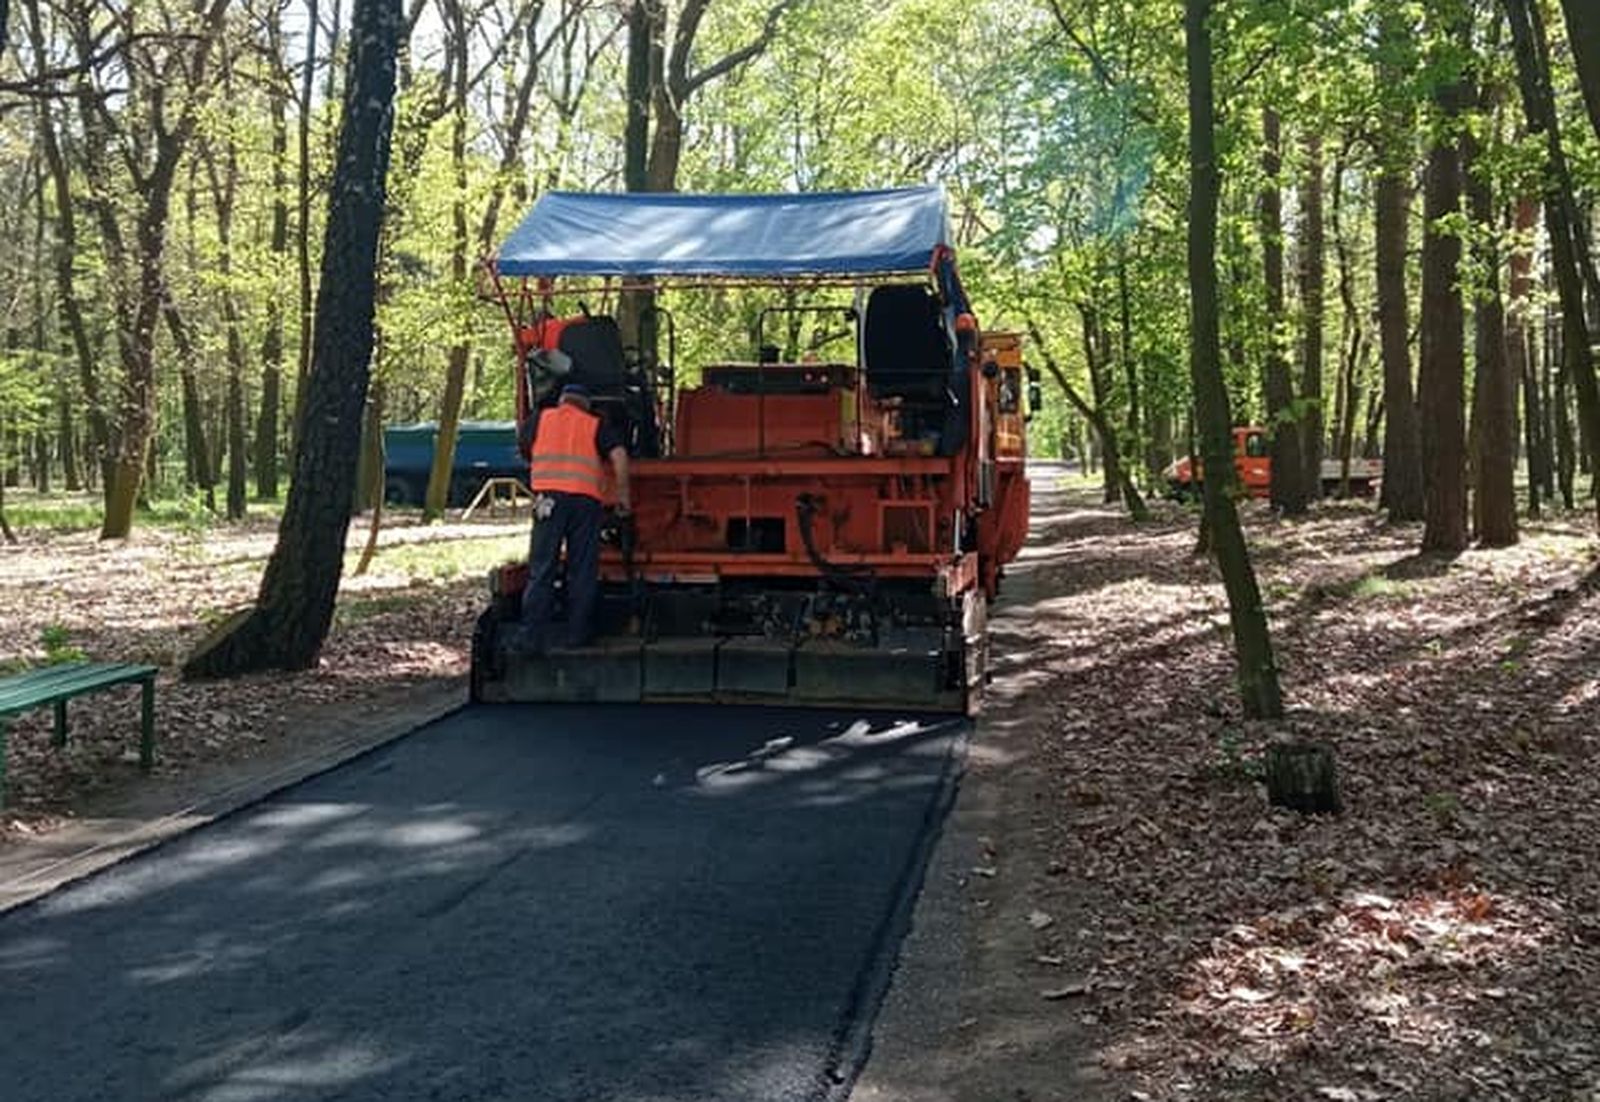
[795,494,874,595]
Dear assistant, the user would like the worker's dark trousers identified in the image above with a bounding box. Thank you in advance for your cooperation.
[522,491,603,648]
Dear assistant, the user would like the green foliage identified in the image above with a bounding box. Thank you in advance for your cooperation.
[39,625,87,666]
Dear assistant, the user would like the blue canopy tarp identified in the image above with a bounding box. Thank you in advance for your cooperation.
[494,186,951,278]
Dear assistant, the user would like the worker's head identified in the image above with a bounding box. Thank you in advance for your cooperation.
[559,384,591,409]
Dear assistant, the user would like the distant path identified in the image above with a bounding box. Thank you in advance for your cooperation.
[0,704,964,1102]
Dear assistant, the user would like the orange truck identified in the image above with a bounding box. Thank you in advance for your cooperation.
[1165,427,1382,499]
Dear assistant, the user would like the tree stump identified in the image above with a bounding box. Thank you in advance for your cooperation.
[1265,741,1342,815]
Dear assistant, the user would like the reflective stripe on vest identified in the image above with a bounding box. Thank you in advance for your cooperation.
[529,404,604,499]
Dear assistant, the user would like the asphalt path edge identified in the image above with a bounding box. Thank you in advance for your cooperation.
[821,718,971,1102]
[0,683,466,915]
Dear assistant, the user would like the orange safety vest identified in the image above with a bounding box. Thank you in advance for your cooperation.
[529,403,605,499]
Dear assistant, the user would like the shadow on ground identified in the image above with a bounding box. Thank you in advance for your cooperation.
[0,705,964,1102]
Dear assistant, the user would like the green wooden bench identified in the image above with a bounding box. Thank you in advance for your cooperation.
[0,662,158,810]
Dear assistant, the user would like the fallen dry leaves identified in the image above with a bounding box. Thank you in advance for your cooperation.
[996,473,1600,1100]
[0,512,526,822]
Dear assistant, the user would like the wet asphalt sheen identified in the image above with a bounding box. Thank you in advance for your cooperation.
[0,704,964,1102]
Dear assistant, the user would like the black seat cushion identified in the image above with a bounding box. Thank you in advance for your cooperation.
[863,285,953,401]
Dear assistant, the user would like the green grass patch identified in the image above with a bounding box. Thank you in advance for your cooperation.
[335,591,428,627]
[346,533,525,583]
[5,492,284,533]
[1307,571,1411,603]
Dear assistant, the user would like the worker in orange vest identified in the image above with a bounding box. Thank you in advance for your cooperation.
[522,384,630,649]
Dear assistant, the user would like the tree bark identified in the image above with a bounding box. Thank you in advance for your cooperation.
[1299,131,1326,499]
[423,0,472,522]
[292,0,322,449]
[257,4,291,501]
[1260,109,1307,513]
[1559,0,1600,143]
[1330,149,1366,498]
[1417,13,1471,554]
[1374,2,1424,522]
[25,0,111,500]
[1505,0,1600,527]
[1117,243,1143,483]
[184,0,401,677]
[1187,0,1283,720]
[1509,198,1547,516]
[1027,318,1148,521]
[166,301,216,509]
[1464,121,1517,546]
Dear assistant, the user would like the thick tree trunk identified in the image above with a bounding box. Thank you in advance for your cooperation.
[1464,127,1518,547]
[1299,132,1326,499]
[1506,0,1600,528]
[1417,23,1470,555]
[1374,5,1424,522]
[1187,0,1283,720]
[1260,109,1307,513]
[184,0,401,678]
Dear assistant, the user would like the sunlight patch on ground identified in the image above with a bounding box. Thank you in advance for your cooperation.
[1113,887,1552,1089]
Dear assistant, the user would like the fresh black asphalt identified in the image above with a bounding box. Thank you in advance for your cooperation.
[0,704,965,1102]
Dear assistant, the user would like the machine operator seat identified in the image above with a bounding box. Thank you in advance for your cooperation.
[546,314,661,457]
[863,284,965,456]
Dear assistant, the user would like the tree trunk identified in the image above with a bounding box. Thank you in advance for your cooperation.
[1559,0,1600,143]
[292,0,322,449]
[184,0,401,678]
[1265,741,1342,815]
[206,70,251,523]
[1505,0,1600,528]
[1117,243,1142,482]
[1417,17,1470,554]
[1028,318,1148,521]
[1260,109,1307,513]
[256,5,291,501]
[1374,4,1424,522]
[1079,302,1122,506]
[1187,0,1283,720]
[26,0,112,501]
[423,0,472,522]
[1299,131,1326,499]
[0,420,15,544]
[166,302,216,510]
[57,394,79,491]
[354,379,388,576]
[1464,123,1518,546]
[1510,199,1545,517]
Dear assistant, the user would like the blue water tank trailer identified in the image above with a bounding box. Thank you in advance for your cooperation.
[383,421,525,506]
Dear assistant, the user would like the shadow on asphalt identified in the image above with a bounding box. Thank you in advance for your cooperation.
[0,705,966,1102]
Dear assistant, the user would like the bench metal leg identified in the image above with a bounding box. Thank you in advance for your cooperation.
[140,678,155,771]
[53,699,68,747]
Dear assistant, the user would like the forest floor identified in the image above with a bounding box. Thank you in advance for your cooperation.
[5,479,1600,1100]
[0,496,527,825]
[942,471,1600,1102]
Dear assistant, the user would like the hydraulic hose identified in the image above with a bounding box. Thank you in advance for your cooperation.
[795,494,875,595]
